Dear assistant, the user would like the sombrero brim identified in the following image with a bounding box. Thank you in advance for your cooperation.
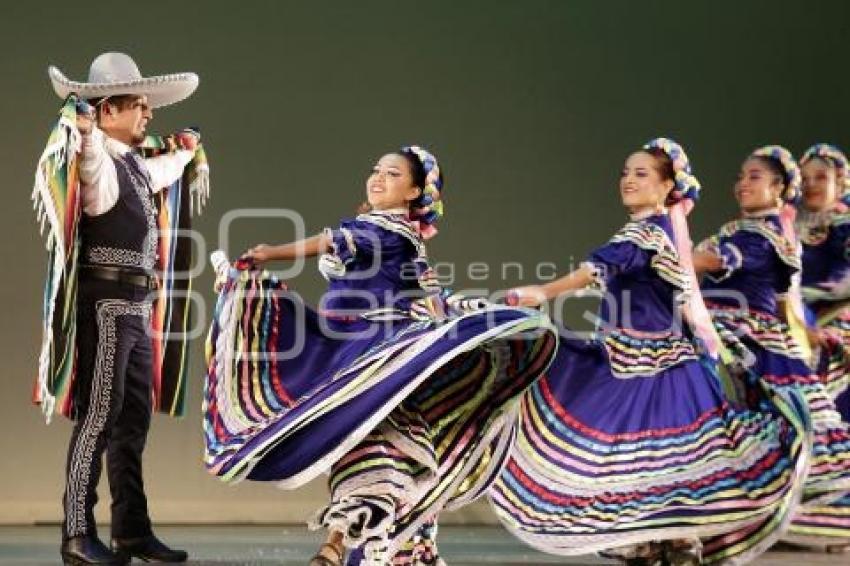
[48,66,198,109]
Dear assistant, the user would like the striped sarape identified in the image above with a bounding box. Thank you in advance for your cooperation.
[203,264,558,564]
[31,94,208,420]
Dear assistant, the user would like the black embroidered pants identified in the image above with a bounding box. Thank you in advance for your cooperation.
[62,279,154,541]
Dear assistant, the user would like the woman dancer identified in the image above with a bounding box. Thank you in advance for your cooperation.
[797,143,850,421]
[203,146,557,565]
[490,139,806,565]
[696,145,850,552]
[790,143,850,551]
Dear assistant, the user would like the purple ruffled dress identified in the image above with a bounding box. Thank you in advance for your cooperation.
[490,213,806,563]
[203,211,558,564]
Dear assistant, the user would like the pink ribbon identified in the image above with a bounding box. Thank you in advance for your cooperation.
[669,200,721,356]
[410,219,438,240]
[778,203,808,325]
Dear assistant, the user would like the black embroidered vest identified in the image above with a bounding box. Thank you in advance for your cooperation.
[80,153,157,272]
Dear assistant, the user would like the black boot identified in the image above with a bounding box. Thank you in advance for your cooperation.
[111,534,188,563]
[61,536,128,565]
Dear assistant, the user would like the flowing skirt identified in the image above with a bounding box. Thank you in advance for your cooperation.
[489,324,807,564]
[203,268,558,563]
[711,303,850,547]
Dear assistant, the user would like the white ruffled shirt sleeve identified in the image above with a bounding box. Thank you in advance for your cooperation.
[79,127,195,216]
[79,127,118,217]
[145,149,195,193]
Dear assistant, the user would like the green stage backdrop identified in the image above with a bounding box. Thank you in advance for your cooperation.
[1,0,848,524]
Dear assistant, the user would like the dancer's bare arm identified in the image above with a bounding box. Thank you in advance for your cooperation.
[242,234,331,264]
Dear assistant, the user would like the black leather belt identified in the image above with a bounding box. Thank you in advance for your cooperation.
[80,265,160,290]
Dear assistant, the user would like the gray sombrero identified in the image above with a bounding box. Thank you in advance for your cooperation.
[48,52,198,109]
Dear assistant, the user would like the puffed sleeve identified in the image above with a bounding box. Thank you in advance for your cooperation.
[702,231,777,283]
[323,218,390,263]
[583,240,650,291]
[697,234,743,282]
[319,219,414,280]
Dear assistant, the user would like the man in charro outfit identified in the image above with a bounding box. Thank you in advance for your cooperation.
[33,52,204,565]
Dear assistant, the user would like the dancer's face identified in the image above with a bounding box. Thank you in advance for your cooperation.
[735,158,783,213]
[366,154,422,210]
[97,94,152,146]
[801,158,838,212]
[620,151,673,212]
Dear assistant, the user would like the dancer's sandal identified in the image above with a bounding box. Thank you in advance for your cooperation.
[662,539,702,566]
[622,542,665,566]
[308,542,345,566]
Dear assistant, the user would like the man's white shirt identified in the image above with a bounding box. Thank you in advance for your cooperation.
[79,126,194,216]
